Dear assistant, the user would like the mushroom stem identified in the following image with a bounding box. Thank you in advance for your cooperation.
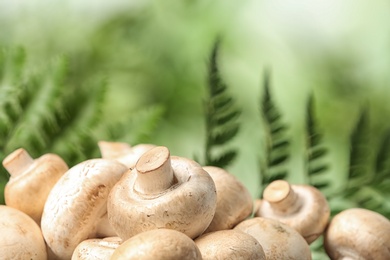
[263,180,301,215]
[134,146,174,194]
[98,141,132,159]
[2,148,34,177]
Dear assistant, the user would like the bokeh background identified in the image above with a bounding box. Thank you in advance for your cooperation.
[1,0,390,200]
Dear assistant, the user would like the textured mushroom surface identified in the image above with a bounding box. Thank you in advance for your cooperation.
[324,208,390,260]
[255,180,330,243]
[0,205,47,259]
[108,146,217,240]
[203,166,253,233]
[72,237,122,260]
[195,229,266,260]
[111,229,202,260]
[234,217,312,260]
[41,159,129,260]
[3,148,68,224]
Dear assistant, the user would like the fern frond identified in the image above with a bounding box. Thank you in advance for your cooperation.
[203,41,240,168]
[260,70,290,191]
[304,94,331,190]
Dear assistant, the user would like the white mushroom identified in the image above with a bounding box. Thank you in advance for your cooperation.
[2,148,68,224]
[41,159,129,260]
[71,237,122,260]
[110,229,202,260]
[107,146,217,240]
[0,205,47,259]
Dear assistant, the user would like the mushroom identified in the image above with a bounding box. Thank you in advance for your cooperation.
[0,205,47,259]
[71,237,122,260]
[98,141,155,169]
[234,217,312,260]
[194,229,266,259]
[324,208,390,260]
[41,159,129,260]
[254,179,330,244]
[107,146,217,240]
[110,229,202,260]
[202,166,253,233]
[2,148,68,224]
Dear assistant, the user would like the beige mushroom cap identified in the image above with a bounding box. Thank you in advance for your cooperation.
[41,159,129,260]
[3,148,68,224]
[202,166,253,233]
[324,208,390,260]
[195,229,266,260]
[108,146,217,240]
[111,229,202,260]
[98,141,155,169]
[234,217,312,260]
[255,180,330,243]
[0,205,47,259]
[71,237,122,260]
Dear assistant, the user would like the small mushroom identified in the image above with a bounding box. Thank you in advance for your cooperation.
[234,217,312,260]
[194,229,266,259]
[324,208,390,260]
[98,141,155,168]
[254,179,330,243]
[0,205,47,259]
[71,237,122,260]
[107,146,217,240]
[41,159,129,260]
[2,148,68,224]
[110,229,202,260]
[202,166,253,233]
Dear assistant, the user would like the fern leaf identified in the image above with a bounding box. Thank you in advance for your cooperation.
[203,41,240,168]
[260,70,290,190]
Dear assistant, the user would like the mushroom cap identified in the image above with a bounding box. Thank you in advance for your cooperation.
[108,150,217,240]
[3,148,68,224]
[0,205,47,259]
[71,237,122,260]
[41,159,129,260]
[111,229,202,260]
[194,229,266,260]
[324,208,390,260]
[203,166,253,233]
[234,217,312,260]
[98,141,156,169]
[255,180,330,243]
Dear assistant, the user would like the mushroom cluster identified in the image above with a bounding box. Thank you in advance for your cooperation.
[0,143,389,259]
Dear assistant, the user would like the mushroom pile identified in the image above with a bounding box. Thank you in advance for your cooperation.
[1,142,390,259]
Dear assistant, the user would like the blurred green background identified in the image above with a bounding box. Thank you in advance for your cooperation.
[1,0,390,199]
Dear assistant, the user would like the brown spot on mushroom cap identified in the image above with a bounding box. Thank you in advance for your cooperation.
[234,217,312,260]
[108,151,217,240]
[0,205,47,259]
[111,229,202,260]
[202,166,253,233]
[324,208,390,260]
[195,229,266,260]
[71,237,122,260]
[3,149,69,225]
[255,180,330,244]
[41,159,129,260]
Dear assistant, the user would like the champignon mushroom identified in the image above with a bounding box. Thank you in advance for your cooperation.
[0,205,47,259]
[234,217,312,260]
[107,146,217,240]
[111,229,202,260]
[324,208,390,260]
[98,141,155,169]
[194,229,266,260]
[2,148,68,224]
[202,166,253,233]
[254,179,330,244]
[41,159,129,260]
[71,237,122,260]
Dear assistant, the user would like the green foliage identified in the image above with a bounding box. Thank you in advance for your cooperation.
[203,42,240,168]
